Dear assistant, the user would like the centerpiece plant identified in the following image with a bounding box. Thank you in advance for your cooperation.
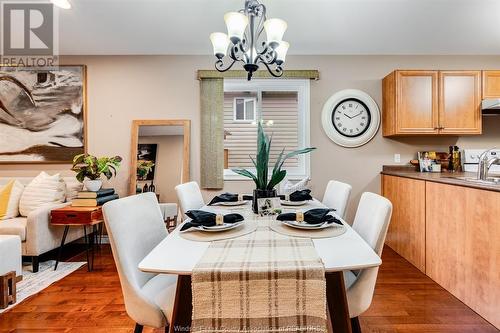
[232,121,315,213]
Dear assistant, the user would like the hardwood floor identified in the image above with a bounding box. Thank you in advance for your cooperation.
[0,245,497,333]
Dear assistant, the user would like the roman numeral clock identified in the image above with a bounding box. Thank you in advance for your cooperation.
[321,89,380,148]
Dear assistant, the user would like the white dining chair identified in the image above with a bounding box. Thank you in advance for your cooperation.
[102,192,177,333]
[343,192,393,333]
[322,180,353,219]
[175,181,205,218]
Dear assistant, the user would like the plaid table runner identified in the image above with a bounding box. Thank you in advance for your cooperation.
[191,223,327,333]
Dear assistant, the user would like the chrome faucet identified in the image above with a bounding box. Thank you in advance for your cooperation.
[477,147,499,180]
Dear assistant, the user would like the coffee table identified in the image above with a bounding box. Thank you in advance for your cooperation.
[50,206,104,272]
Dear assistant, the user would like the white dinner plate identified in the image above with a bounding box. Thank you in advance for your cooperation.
[282,220,336,230]
[198,222,244,232]
[215,201,248,206]
[280,200,307,206]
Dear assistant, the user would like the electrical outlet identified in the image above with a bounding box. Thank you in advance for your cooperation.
[394,153,401,163]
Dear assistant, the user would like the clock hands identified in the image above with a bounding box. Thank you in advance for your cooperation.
[342,111,363,120]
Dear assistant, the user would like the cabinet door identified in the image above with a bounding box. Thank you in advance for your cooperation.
[482,70,500,98]
[438,71,481,134]
[382,175,426,272]
[426,182,500,329]
[396,71,439,134]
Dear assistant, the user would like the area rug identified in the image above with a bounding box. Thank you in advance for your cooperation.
[0,260,85,314]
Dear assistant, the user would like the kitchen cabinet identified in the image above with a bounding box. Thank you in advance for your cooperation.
[482,70,500,98]
[426,182,500,329]
[382,70,482,136]
[381,175,426,272]
[439,71,482,135]
[382,70,439,136]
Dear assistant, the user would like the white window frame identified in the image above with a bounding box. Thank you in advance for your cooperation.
[233,97,257,122]
[224,79,311,181]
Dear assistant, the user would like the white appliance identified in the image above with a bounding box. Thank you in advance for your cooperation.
[463,149,500,174]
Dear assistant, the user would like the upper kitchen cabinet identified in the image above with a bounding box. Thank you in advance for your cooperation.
[439,71,481,135]
[383,70,439,136]
[482,70,500,98]
[382,70,482,136]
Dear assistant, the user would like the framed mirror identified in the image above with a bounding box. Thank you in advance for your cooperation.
[129,120,191,200]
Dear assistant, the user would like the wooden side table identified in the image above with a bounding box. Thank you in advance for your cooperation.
[50,206,104,272]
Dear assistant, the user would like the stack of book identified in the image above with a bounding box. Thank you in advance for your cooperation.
[72,188,119,207]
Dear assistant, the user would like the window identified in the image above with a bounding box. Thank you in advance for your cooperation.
[234,97,256,121]
[224,79,311,180]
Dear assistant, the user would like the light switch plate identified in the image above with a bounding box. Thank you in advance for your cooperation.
[394,153,401,163]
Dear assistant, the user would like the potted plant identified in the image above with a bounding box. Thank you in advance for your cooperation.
[71,154,123,191]
[137,160,155,181]
[233,121,316,213]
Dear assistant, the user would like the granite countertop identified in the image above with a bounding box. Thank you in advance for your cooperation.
[381,166,500,193]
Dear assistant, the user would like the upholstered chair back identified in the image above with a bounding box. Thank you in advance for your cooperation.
[175,181,205,218]
[346,192,393,318]
[322,180,352,219]
[102,192,168,325]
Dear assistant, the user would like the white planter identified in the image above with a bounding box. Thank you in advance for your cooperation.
[84,179,102,192]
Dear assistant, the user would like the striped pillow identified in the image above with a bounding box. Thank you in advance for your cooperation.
[0,180,25,220]
[19,172,67,217]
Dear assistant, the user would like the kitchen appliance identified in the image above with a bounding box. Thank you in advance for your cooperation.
[463,149,500,174]
[481,99,500,115]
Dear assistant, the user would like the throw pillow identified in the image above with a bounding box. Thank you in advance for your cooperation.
[64,178,83,201]
[19,172,67,217]
[0,180,25,220]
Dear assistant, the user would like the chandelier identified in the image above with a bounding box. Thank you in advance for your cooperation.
[209,0,289,81]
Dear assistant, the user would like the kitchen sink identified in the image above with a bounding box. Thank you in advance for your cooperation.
[444,176,500,185]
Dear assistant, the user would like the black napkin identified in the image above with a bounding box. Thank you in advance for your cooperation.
[208,193,253,205]
[180,210,245,231]
[279,189,313,202]
[277,208,342,225]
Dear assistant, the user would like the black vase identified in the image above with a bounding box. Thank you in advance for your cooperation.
[252,188,277,214]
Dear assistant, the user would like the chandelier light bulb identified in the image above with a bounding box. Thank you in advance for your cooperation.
[224,12,249,44]
[264,18,287,49]
[51,0,71,9]
[210,32,230,59]
[210,1,289,80]
[275,41,290,65]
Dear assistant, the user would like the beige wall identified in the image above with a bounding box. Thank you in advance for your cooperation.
[1,55,500,221]
[138,135,184,203]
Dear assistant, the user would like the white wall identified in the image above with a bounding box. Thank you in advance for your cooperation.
[1,55,500,221]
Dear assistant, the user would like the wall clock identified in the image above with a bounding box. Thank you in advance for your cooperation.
[321,89,380,148]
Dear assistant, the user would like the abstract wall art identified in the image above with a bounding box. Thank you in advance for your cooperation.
[0,65,86,163]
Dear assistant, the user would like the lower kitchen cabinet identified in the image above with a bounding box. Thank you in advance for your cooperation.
[382,174,500,329]
[426,182,500,329]
[382,175,426,272]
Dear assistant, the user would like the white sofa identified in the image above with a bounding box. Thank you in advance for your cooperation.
[0,177,84,272]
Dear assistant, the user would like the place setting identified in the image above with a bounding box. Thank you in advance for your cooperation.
[271,208,347,239]
[207,192,252,207]
[279,189,313,206]
[178,206,258,242]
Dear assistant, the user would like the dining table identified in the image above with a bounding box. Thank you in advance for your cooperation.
[139,199,381,333]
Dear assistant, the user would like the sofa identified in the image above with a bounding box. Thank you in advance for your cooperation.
[0,235,22,308]
[0,176,84,272]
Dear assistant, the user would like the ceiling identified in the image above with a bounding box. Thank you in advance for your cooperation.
[58,0,500,55]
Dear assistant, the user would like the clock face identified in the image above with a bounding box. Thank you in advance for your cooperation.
[331,98,371,138]
[321,89,380,148]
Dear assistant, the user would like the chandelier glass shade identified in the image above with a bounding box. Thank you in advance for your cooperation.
[209,0,289,80]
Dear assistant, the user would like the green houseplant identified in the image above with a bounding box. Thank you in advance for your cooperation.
[137,160,155,181]
[71,154,123,191]
[232,121,316,213]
